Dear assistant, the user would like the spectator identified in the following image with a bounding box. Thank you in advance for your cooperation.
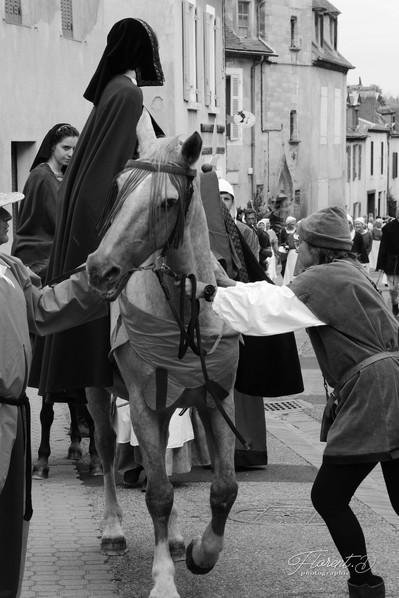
[369,218,383,271]
[278,216,297,278]
[348,214,368,267]
[354,217,372,273]
[377,205,399,316]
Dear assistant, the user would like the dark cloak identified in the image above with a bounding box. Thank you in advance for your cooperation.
[31,20,165,393]
[12,123,70,265]
[11,164,59,266]
[200,170,303,467]
[200,169,303,397]
[84,18,164,105]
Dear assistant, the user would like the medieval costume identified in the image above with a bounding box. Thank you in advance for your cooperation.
[0,250,106,598]
[12,124,78,283]
[201,171,303,467]
[209,206,398,598]
[31,18,164,393]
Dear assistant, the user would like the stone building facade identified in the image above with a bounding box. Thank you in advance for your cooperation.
[224,0,353,220]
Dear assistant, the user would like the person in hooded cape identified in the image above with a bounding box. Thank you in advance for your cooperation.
[30,18,165,394]
[200,170,303,467]
[11,124,79,284]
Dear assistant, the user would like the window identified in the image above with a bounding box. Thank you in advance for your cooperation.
[358,145,362,179]
[334,88,341,144]
[314,11,324,46]
[257,1,266,40]
[320,87,328,145]
[381,142,384,174]
[226,69,243,142]
[370,141,374,175]
[5,0,22,24]
[290,110,298,141]
[393,152,398,179]
[238,2,249,37]
[330,17,337,50]
[352,145,357,180]
[183,0,201,104]
[204,6,222,109]
[346,146,351,182]
[290,16,298,48]
[61,0,73,38]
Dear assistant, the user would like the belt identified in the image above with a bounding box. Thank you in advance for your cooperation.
[334,350,399,397]
[0,393,32,521]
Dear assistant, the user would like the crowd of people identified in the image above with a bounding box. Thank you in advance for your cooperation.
[1,14,399,598]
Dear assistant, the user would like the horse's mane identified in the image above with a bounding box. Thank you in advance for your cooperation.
[97,136,195,249]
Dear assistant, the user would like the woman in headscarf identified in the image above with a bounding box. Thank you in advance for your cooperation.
[12,124,79,283]
[30,18,165,398]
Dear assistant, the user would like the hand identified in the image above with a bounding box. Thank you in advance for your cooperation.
[185,279,208,299]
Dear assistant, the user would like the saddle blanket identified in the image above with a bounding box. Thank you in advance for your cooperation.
[110,291,240,410]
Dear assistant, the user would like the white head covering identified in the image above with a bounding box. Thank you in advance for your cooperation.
[0,192,24,209]
[218,178,235,198]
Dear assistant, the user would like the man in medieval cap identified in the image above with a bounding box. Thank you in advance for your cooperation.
[187,205,399,598]
[0,192,107,597]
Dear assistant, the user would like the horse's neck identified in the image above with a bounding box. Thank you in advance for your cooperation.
[123,195,220,328]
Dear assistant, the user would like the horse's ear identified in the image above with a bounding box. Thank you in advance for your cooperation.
[180,132,202,166]
[136,107,157,156]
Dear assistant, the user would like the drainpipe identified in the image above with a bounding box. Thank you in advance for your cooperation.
[250,56,265,205]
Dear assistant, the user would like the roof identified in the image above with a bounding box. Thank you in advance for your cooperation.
[312,0,340,14]
[312,41,354,73]
[346,130,368,140]
[224,21,277,57]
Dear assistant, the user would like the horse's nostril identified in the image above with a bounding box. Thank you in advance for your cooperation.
[106,266,121,281]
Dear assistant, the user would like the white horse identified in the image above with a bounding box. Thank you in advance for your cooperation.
[86,111,241,598]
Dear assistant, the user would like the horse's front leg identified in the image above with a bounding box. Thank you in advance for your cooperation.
[186,396,238,574]
[85,386,126,554]
[132,406,180,598]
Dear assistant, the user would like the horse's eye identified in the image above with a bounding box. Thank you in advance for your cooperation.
[161,197,178,210]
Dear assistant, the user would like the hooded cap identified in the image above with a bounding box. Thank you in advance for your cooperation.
[84,18,165,105]
[286,216,296,225]
[30,123,76,171]
[218,178,235,198]
[298,205,353,251]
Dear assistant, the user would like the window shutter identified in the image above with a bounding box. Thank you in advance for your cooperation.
[182,0,191,102]
[204,11,213,106]
[358,145,362,179]
[5,0,22,24]
[214,16,223,108]
[230,75,241,141]
[195,6,204,104]
[61,0,73,38]
[320,87,328,145]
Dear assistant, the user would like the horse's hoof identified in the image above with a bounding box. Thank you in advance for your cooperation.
[100,536,127,555]
[89,459,103,477]
[169,540,186,562]
[185,539,215,575]
[32,463,49,480]
[67,447,82,460]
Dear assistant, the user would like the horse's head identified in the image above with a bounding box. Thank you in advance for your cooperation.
[87,110,202,301]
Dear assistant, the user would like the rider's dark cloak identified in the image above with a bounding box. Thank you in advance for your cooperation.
[30,19,165,394]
